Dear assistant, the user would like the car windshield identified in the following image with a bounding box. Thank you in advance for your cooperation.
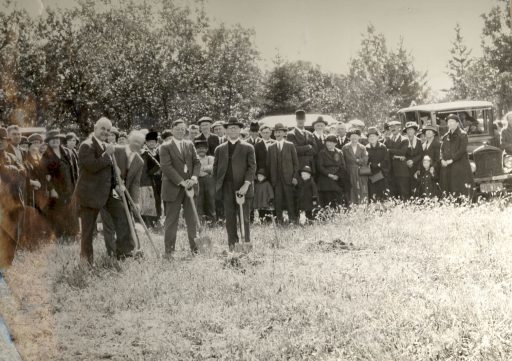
[434,109,490,136]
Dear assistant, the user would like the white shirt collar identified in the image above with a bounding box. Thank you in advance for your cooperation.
[228,137,239,144]
[93,135,105,147]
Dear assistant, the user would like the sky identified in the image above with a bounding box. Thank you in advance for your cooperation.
[9,0,498,93]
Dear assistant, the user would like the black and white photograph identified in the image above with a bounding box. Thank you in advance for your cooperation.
[1,0,512,359]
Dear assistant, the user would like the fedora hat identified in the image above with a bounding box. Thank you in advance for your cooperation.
[312,116,328,127]
[421,125,438,135]
[387,120,401,127]
[273,123,288,132]
[249,121,260,132]
[367,126,380,136]
[223,117,244,128]
[45,129,65,142]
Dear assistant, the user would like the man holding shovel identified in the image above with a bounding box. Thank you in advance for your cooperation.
[160,119,201,258]
[213,117,256,252]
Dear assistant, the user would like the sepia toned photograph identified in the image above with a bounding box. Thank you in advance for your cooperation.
[1,0,512,360]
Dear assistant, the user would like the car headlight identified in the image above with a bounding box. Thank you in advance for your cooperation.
[470,161,477,173]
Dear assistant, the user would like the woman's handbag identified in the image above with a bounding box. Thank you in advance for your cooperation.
[358,165,372,176]
[369,171,384,183]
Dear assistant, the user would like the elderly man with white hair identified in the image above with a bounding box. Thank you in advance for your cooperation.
[100,130,145,257]
[76,117,141,263]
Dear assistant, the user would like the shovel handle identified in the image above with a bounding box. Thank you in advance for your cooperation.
[185,187,202,233]
[235,192,245,205]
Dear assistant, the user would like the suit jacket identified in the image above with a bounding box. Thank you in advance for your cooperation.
[286,128,317,171]
[160,138,200,202]
[254,139,275,176]
[195,133,220,156]
[113,146,144,203]
[384,134,409,178]
[75,136,114,209]
[0,150,25,209]
[335,135,349,150]
[6,143,26,163]
[267,141,299,187]
[312,133,326,154]
[247,137,262,147]
[213,139,256,198]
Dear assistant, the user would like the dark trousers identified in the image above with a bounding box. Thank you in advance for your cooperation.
[153,178,162,219]
[80,194,133,263]
[197,176,216,223]
[274,181,297,224]
[163,188,197,254]
[100,198,135,258]
[391,176,410,200]
[222,181,251,248]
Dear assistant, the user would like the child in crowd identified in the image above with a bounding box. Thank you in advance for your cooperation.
[297,166,318,222]
[195,140,216,223]
[414,155,439,199]
[252,169,274,223]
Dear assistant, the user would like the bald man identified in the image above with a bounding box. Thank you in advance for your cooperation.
[76,117,133,263]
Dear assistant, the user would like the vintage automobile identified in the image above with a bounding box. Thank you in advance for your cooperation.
[397,100,512,195]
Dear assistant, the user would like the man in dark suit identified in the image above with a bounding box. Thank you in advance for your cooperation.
[160,119,201,257]
[247,121,262,147]
[267,123,299,224]
[213,117,256,251]
[76,117,133,264]
[421,125,441,176]
[312,116,328,154]
[101,131,144,257]
[334,122,349,149]
[254,125,274,175]
[384,120,410,200]
[195,116,220,156]
[287,110,317,171]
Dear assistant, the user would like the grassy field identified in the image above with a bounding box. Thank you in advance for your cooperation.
[2,200,512,360]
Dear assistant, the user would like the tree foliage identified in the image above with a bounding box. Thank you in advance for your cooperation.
[0,0,261,134]
[344,25,429,125]
[447,23,472,100]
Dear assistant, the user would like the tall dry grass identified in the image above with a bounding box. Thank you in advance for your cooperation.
[2,199,512,360]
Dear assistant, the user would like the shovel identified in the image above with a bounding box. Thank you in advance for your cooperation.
[234,192,253,253]
[185,187,213,254]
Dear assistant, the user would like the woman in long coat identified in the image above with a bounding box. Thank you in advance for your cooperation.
[316,135,348,208]
[439,114,475,199]
[403,122,423,196]
[24,133,48,211]
[342,129,369,205]
[366,127,390,201]
[42,130,79,241]
[139,145,161,228]
[440,114,475,198]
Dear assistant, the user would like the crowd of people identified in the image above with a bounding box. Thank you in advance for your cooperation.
[2,108,511,266]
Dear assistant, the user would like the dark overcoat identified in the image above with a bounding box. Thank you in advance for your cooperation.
[439,127,474,197]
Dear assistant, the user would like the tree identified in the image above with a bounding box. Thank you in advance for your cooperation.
[344,25,428,125]
[447,23,473,100]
